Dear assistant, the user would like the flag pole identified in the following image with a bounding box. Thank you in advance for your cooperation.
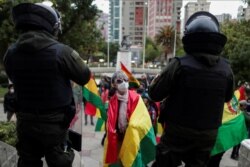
[173,27,176,57]
[107,13,110,68]
[142,0,148,69]
[80,99,84,167]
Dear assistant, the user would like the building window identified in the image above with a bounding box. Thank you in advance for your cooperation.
[115,19,119,28]
[114,0,119,6]
[135,2,144,5]
[114,8,119,17]
[135,37,142,40]
[114,30,119,39]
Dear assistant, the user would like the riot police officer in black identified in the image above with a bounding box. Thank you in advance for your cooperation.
[149,11,234,167]
[4,3,91,167]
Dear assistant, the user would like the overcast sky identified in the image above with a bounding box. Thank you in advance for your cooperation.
[93,0,247,18]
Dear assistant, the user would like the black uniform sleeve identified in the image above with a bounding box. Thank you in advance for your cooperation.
[225,69,235,102]
[61,46,91,86]
[148,58,181,102]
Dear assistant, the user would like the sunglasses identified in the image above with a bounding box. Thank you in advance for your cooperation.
[116,79,128,84]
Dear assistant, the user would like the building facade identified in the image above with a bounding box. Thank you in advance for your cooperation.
[147,0,182,39]
[237,5,250,21]
[96,12,109,41]
[184,0,210,24]
[108,0,183,66]
[121,0,147,46]
[109,0,122,43]
[109,0,147,46]
[109,0,183,45]
[172,0,183,34]
[245,6,250,20]
[215,13,232,23]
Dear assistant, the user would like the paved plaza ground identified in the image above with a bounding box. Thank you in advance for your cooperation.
[0,103,238,167]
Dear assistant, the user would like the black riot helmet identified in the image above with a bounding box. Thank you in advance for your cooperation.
[12,3,61,35]
[182,11,227,55]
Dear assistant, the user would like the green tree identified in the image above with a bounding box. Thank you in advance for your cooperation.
[0,0,37,68]
[155,25,174,60]
[145,37,161,62]
[221,20,250,82]
[56,0,104,59]
[175,34,185,57]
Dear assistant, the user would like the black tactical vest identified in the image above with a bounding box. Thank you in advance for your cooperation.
[9,43,73,111]
[163,55,231,130]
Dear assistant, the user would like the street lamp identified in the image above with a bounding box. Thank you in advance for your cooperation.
[107,14,110,68]
[142,1,148,69]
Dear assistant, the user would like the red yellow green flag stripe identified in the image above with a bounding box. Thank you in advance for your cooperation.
[120,62,140,88]
[95,101,109,131]
[95,118,105,131]
[211,89,248,155]
[104,97,156,167]
[82,76,107,120]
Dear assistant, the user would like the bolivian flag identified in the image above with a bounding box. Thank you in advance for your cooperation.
[104,91,156,166]
[120,62,140,88]
[95,118,105,131]
[82,76,107,120]
[211,88,248,155]
[95,101,109,131]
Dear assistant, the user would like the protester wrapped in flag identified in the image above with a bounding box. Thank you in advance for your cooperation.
[211,86,248,156]
[120,62,140,88]
[96,62,141,131]
[82,74,107,121]
[103,71,156,167]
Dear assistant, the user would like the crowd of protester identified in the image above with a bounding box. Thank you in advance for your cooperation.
[96,71,250,166]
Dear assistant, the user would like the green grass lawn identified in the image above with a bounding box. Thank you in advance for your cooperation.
[0,87,8,98]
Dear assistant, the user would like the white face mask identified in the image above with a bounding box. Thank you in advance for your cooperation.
[117,81,129,92]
